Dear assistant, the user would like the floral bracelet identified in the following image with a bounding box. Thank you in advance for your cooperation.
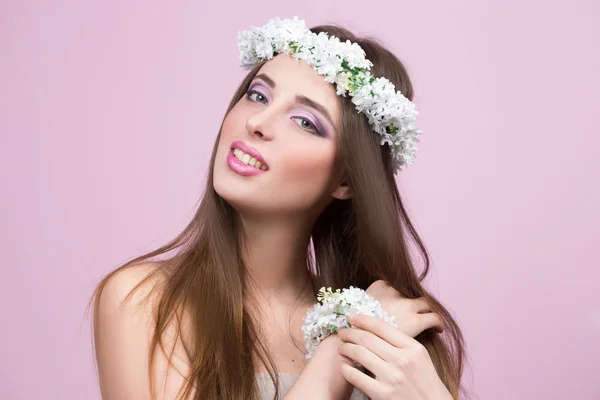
[301,286,398,359]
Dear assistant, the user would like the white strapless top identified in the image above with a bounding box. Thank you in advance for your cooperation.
[255,373,368,399]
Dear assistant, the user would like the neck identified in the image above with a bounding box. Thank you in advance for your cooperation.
[237,212,316,306]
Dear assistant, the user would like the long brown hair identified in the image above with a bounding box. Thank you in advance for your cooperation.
[91,24,466,400]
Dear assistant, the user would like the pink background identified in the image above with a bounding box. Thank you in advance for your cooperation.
[1,1,599,399]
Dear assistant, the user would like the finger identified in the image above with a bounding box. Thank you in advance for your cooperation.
[339,361,383,400]
[349,314,416,349]
[338,342,391,382]
[338,327,398,375]
[419,312,444,333]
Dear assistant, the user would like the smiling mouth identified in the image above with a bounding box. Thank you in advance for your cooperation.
[231,148,268,170]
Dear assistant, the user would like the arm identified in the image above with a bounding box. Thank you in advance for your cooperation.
[94,264,193,400]
[284,334,356,400]
[285,281,445,399]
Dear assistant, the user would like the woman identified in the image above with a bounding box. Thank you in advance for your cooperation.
[91,17,465,400]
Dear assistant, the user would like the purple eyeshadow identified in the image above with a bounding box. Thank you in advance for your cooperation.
[295,111,329,137]
[249,83,270,101]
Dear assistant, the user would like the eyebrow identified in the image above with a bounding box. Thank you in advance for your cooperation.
[253,73,336,128]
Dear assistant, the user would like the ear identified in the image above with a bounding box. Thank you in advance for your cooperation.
[330,181,352,200]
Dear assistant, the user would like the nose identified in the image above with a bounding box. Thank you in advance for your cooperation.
[245,106,276,141]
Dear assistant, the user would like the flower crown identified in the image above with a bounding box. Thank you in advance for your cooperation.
[237,17,422,173]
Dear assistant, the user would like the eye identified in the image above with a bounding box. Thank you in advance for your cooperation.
[292,117,322,136]
[246,89,268,104]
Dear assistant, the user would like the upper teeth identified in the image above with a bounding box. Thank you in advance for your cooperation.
[233,148,268,170]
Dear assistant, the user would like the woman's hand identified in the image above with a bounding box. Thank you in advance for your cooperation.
[366,280,444,338]
[337,314,452,400]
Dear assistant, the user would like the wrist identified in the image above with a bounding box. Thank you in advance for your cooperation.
[313,334,355,399]
[285,334,353,400]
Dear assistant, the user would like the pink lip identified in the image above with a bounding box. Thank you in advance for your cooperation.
[227,140,268,177]
[230,140,268,167]
[227,151,266,176]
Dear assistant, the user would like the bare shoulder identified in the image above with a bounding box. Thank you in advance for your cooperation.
[95,261,163,315]
[94,261,194,400]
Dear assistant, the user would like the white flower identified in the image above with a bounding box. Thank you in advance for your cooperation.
[301,286,397,359]
[335,71,353,96]
[237,17,422,173]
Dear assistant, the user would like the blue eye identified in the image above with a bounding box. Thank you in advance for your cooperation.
[292,117,322,136]
[246,89,268,104]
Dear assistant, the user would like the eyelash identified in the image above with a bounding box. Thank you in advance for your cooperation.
[245,88,324,137]
[291,116,321,136]
[246,89,267,104]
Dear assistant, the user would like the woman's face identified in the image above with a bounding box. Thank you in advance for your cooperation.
[213,54,348,217]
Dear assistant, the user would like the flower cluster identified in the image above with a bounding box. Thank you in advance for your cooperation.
[237,17,422,173]
[301,286,398,359]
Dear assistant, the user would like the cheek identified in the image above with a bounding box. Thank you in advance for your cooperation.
[215,105,248,164]
[220,107,244,143]
[275,143,336,201]
[282,149,334,174]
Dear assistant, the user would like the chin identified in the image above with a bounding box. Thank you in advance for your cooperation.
[213,169,262,212]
